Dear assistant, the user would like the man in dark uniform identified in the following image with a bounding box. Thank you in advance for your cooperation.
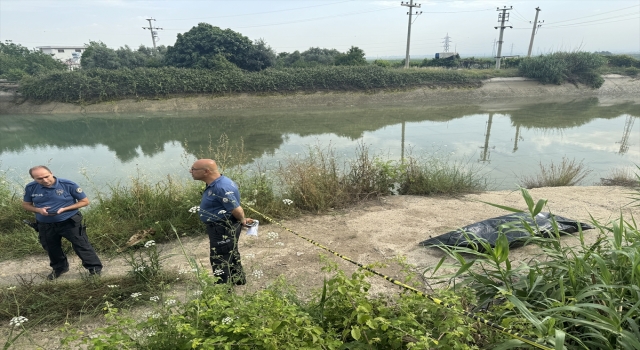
[190,159,252,285]
[22,166,102,280]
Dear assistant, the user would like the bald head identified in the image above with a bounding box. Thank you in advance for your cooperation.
[190,159,220,184]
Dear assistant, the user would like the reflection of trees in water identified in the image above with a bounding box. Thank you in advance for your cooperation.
[0,105,480,164]
[0,100,637,163]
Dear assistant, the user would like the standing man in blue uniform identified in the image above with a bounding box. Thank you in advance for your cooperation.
[190,159,252,285]
[22,166,102,280]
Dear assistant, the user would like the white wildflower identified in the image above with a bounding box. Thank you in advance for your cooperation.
[282,199,293,206]
[252,270,264,279]
[244,200,255,206]
[131,292,142,298]
[267,231,279,240]
[275,242,284,246]
[134,266,146,272]
[7,286,16,290]
[165,299,176,306]
[193,290,203,296]
[188,206,200,213]
[9,316,28,327]
[107,284,119,288]
[253,189,258,195]
[144,240,156,248]
[222,316,233,325]
[150,296,160,302]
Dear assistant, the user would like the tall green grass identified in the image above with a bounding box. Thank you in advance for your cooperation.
[429,187,640,349]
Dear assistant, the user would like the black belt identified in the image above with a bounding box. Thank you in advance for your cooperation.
[38,213,81,227]
[206,217,239,227]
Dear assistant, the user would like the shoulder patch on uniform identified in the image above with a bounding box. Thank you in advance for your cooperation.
[76,188,83,193]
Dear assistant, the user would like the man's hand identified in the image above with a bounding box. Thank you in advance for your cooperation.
[242,218,255,227]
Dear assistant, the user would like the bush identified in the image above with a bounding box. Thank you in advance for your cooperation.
[20,65,480,103]
[519,157,592,189]
[372,59,391,67]
[606,54,640,68]
[624,66,639,76]
[518,52,607,88]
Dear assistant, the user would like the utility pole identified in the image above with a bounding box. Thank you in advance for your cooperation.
[142,18,163,50]
[494,6,512,69]
[401,1,422,69]
[527,7,543,57]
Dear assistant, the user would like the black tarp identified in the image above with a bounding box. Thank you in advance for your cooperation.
[419,212,594,249]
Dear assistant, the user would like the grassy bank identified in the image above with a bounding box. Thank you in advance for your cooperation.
[0,143,487,259]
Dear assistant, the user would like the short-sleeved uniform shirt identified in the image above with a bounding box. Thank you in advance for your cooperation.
[23,177,86,223]
[198,175,241,223]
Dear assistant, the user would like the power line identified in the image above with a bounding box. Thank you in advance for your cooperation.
[544,4,639,25]
[512,9,531,22]
[543,16,640,29]
[545,12,640,28]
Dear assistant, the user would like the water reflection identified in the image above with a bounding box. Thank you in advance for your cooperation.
[1,98,638,190]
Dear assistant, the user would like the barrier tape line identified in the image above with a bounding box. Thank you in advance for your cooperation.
[246,206,554,350]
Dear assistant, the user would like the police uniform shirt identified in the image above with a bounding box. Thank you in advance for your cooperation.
[23,177,86,224]
[198,175,241,224]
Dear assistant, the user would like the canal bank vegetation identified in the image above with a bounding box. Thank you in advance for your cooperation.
[3,187,640,349]
[15,50,634,103]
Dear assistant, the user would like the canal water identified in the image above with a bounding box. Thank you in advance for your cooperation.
[1,97,638,196]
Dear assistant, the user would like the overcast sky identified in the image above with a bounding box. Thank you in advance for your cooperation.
[1,0,639,58]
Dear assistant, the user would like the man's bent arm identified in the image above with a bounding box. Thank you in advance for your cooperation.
[22,201,46,215]
[60,197,89,213]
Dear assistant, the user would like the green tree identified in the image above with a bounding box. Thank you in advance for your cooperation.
[80,41,121,69]
[335,46,367,66]
[164,23,275,71]
[0,41,66,78]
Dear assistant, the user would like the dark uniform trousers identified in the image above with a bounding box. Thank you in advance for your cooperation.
[37,213,102,273]
[206,220,246,285]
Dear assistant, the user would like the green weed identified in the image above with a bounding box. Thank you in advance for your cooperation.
[519,157,592,189]
[429,187,640,349]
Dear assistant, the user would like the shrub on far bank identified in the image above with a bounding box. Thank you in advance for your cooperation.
[518,51,607,88]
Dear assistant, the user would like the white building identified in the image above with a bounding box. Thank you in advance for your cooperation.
[37,46,86,70]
